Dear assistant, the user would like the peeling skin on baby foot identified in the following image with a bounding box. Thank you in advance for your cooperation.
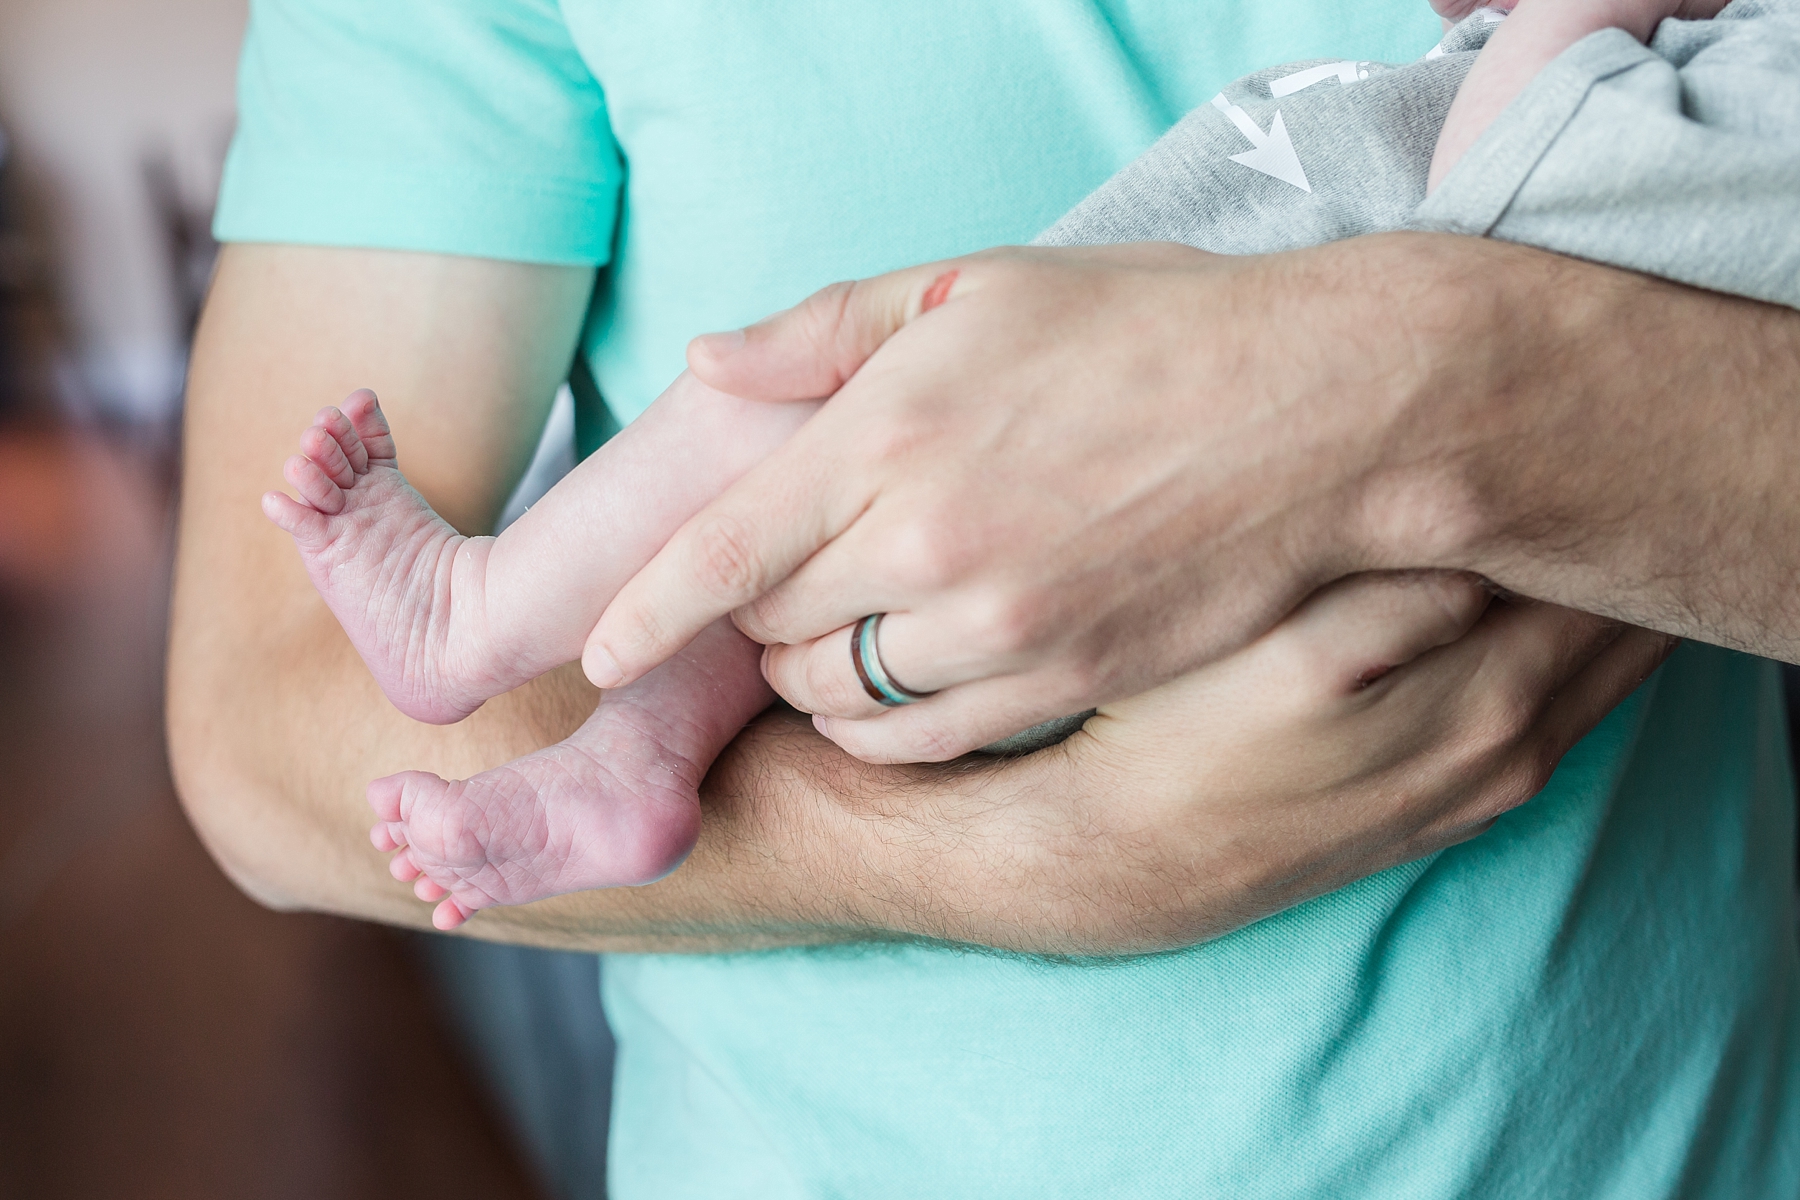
[260,389,517,725]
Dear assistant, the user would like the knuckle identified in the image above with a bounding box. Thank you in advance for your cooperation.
[1463,739,1561,827]
[1486,749,1556,818]
[802,651,868,716]
[811,278,858,320]
[1475,681,1542,751]
[961,588,1046,661]
[898,715,970,764]
[884,515,964,592]
[1256,632,1341,706]
[1431,571,1492,627]
[739,590,792,642]
[810,277,856,320]
[803,280,863,368]
[623,599,674,657]
[688,512,765,600]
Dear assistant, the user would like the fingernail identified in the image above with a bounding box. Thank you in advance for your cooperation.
[693,328,747,359]
[585,645,625,689]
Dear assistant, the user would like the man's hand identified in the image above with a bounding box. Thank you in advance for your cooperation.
[586,241,1386,759]
[583,234,1800,763]
[821,573,1675,954]
[1045,593,1673,952]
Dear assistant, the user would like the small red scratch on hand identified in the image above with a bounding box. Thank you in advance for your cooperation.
[920,269,960,313]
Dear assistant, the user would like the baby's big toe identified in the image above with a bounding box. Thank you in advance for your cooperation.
[340,389,398,462]
[262,490,328,541]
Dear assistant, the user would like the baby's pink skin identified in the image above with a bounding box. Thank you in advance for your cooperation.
[262,388,799,927]
[1429,0,1729,191]
[370,617,769,928]
[260,393,525,724]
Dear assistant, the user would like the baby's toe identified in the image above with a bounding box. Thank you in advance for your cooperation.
[283,453,346,516]
[388,848,423,882]
[370,820,405,852]
[413,875,449,902]
[262,490,328,541]
[299,423,357,489]
[432,896,475,931]
[314,405,370,476]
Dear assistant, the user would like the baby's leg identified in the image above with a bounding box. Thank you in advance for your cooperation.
[370,617,768,929]
[263,375,819,723]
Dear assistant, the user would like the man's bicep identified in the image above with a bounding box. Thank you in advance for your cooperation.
[190,244,593,531]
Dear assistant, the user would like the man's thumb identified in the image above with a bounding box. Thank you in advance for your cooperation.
[687,262,966,401]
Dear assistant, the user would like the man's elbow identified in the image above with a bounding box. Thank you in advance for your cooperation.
[165,685,311,913]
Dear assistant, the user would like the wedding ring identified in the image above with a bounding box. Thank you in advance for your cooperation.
[852,613,934,707]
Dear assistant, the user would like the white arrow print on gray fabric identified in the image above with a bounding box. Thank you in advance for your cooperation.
[1210,93,1311,193]
[1268,60,1369,98]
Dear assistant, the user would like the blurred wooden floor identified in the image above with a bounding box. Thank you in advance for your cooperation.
[0,422,542,1200]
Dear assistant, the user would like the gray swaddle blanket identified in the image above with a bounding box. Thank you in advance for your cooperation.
[1042,0,1800,306]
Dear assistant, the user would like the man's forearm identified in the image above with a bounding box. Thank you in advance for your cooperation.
[1354,233,1800,661]
[170,606,1073,954]
[169,616,897,951]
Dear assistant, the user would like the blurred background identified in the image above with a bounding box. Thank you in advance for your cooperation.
[0,1,611,1196]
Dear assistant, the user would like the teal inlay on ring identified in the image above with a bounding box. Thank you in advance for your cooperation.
[852,613,932,707]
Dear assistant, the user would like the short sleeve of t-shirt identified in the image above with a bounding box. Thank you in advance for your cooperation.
[214,0,620,265]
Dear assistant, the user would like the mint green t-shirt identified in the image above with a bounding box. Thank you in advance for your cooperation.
[216,2,1800,1195]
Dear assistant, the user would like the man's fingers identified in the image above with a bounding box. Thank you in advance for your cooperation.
[583,432,873,687]
[813,666,1101,764]
[767,571,1495,729]
[760,603,1038,720]
[1535,628,1679,757]
[759,610,1018,724]
[1430,619,1672,836]
[761,629,890,722]
[686,261,971,402]
[1270,571,1494,689]
[1463,599,1625,699]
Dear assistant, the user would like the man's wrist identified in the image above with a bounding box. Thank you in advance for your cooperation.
[1328,231,1800,666]
[1316,233,1566,581]
[1240,233,1500,582]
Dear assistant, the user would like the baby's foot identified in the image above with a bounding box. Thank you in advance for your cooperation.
[261,391,511,724]
[368,619,770,929]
